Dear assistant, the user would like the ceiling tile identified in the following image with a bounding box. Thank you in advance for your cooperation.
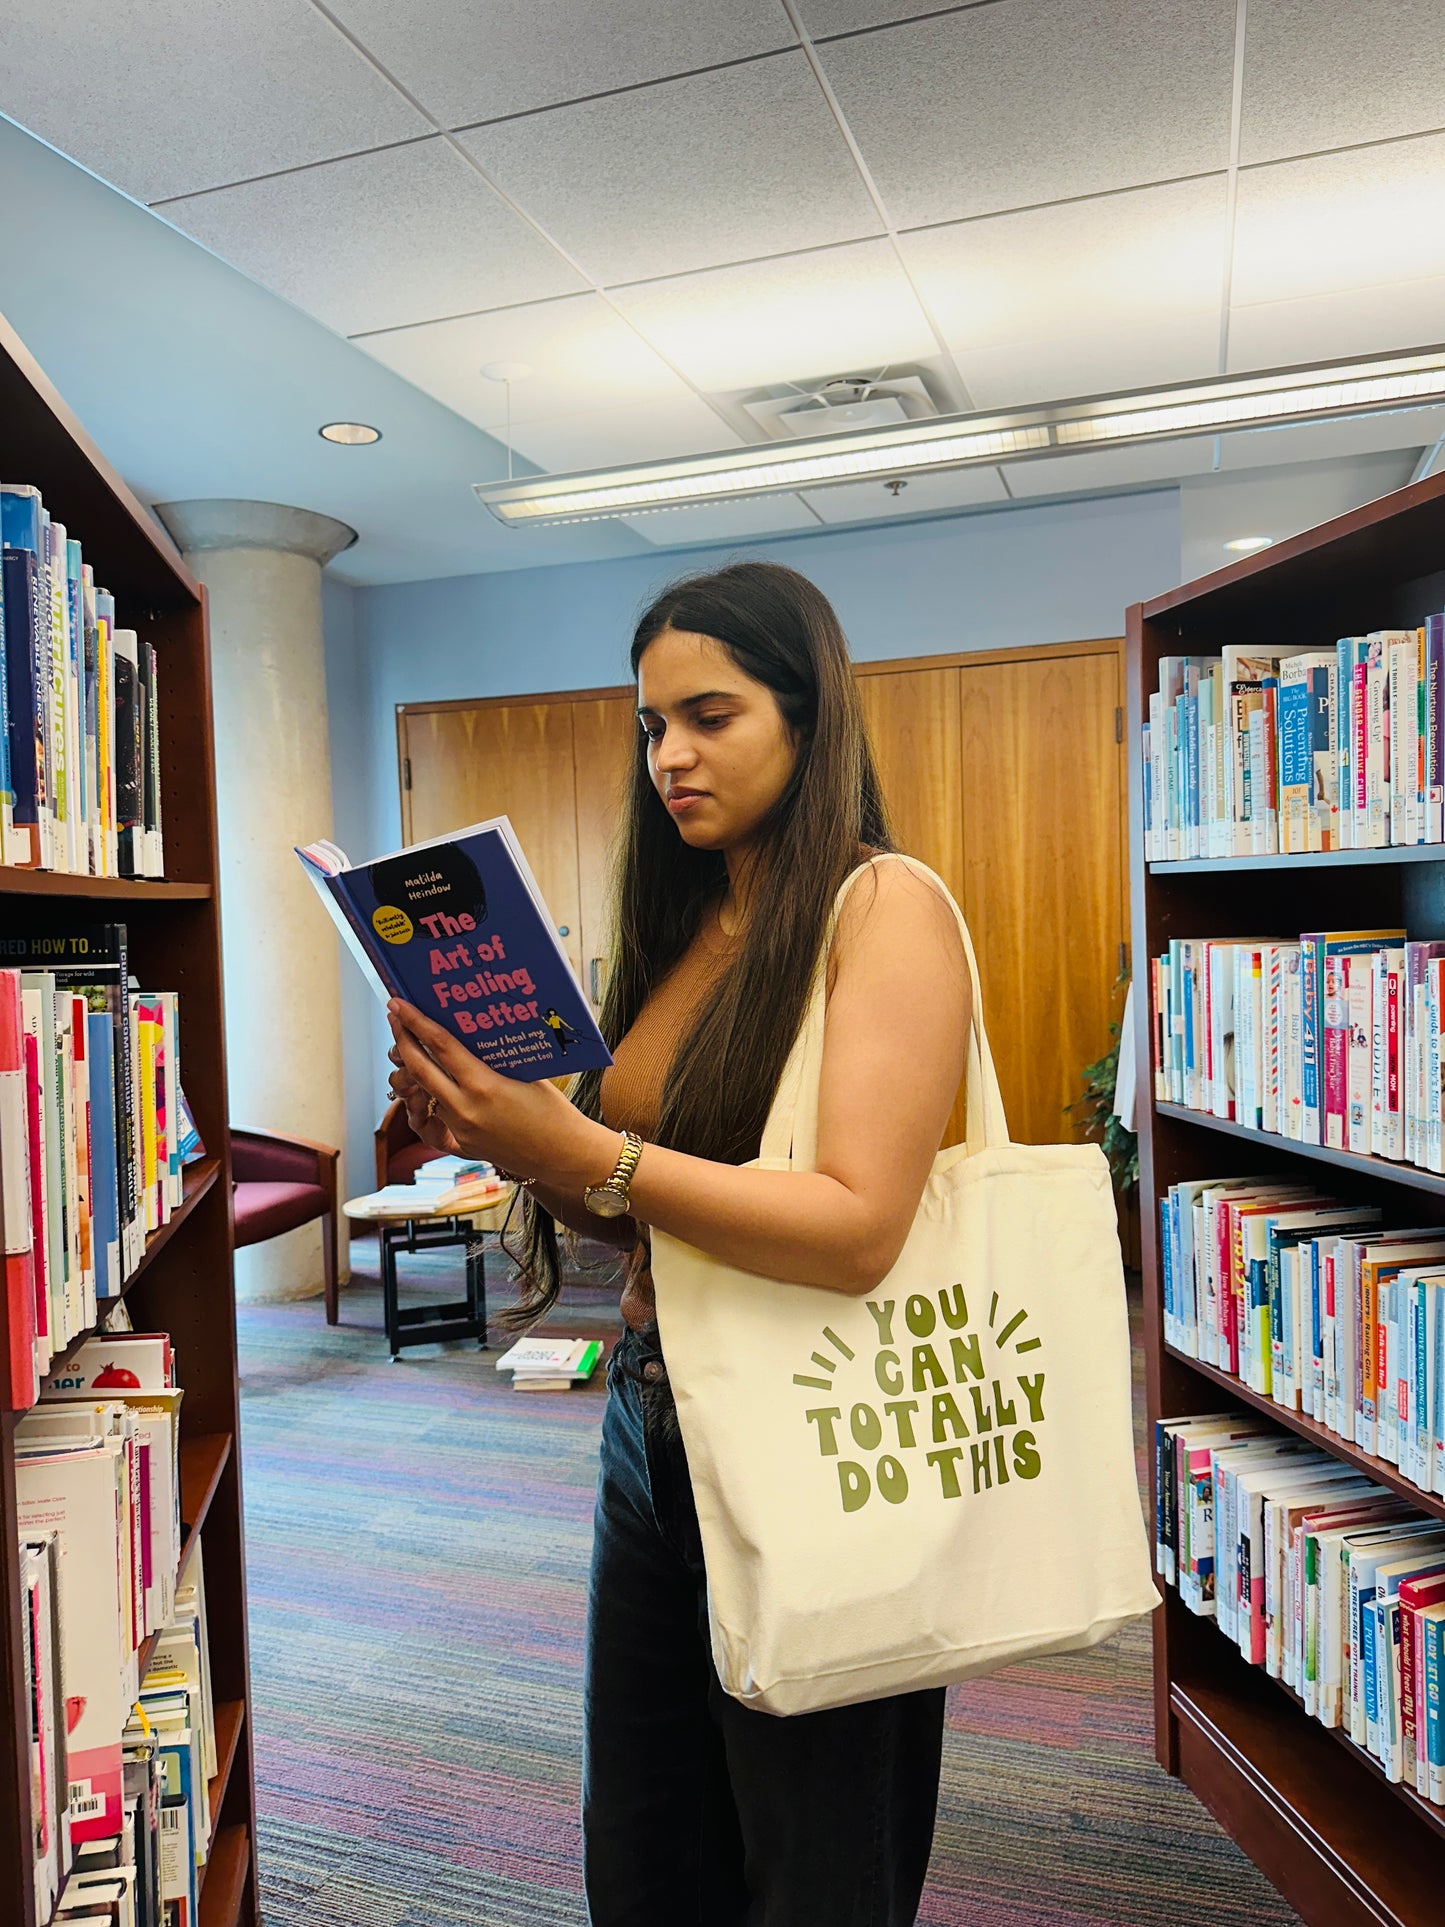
[1240,0,1445,166]
[508,395,741,472]
[1227,281,1445,376]
[322,0,794,130]
[458,53,881,286]
[163,139,585,336]
[798,1,950,33]
[610,239,939,392]
[800,464,1008,522]
[1228,135,1445,370]
[1,0,427,203]
[818,0,1235,229]
[622,495,822,543]
[1002,436,1217,499]
[900,176,1228,408]
[357,293,711,432]
[1215,405,1445,471]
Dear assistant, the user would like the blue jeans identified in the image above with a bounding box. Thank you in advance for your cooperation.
[582,1326,945,1926]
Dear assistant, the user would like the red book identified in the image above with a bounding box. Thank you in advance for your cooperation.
[0,970,37,1409]
[1399,1571,1445,1785]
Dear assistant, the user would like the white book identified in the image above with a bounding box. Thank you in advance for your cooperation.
[1347,953,1373,1155]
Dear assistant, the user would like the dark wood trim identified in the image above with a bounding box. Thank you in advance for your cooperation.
[1155,1101,1445,1198]
[197,1825,250,1926]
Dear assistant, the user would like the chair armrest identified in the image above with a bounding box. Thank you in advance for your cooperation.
[232,1127,340,1187]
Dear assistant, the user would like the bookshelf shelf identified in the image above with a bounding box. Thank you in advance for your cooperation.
[1131,467,1445,1925]
[1164,1344,1445,1522]
[198,1826,250,1927]
[1155,1101,1445,1198]
[1152,845,1445,876]
[0,867,212,899]
[0,310,257,1926]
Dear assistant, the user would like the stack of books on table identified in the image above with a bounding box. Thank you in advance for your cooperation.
[495,1336,604,1391]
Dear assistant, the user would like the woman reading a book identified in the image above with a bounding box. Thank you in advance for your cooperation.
[387,561,970,1927]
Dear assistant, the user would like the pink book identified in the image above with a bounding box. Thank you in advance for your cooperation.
[0,970,37,1409]
[1323,948,1351,1150]
[25,1028,47,1357]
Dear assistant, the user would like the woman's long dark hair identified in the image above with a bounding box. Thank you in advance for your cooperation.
[503,560,892,1324]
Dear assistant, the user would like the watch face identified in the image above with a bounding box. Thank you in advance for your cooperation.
[586,1186,627,1218]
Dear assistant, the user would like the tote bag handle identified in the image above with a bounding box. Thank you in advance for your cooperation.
[759,854,1011,1167]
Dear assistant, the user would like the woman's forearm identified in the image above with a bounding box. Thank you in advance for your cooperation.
[525,1176,638,1250]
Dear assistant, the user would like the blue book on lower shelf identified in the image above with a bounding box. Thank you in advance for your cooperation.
[297,816,612,1082]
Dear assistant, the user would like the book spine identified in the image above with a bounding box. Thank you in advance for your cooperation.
[1323,948,1350,1150]
[1429,613,1445,842]
[1301,938,1321,1145]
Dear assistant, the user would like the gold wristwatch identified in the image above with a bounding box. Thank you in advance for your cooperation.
[584,1129,644,1218]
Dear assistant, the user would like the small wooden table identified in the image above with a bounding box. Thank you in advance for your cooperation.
[342,1185,516,1361]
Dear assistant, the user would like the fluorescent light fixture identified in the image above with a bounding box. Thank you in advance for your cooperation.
[319,421,381,445]
[1224,535,1274,552]
[474,345,1445,528]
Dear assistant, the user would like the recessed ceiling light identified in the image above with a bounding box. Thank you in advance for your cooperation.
[1224,535,1274,552]
[319,421,381,445]
[473,344,1445,527]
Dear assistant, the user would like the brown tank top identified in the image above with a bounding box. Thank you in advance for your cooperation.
[600,901,736,1330]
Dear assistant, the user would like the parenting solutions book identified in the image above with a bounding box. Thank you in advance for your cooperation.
[296,816,611,1081]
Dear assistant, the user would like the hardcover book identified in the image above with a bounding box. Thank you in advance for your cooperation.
[297,817,612,1081]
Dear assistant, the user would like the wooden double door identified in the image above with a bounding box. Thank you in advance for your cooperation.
[397,639,1128,1153]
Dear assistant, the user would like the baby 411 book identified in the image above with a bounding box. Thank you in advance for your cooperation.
[296,816,611,1081]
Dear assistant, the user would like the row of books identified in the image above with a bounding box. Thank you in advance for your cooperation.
[0,926,200,1412]
[16,1329,218,1924]
[1148,927,1445,1166]
[1,482,165,876]
[1159,1174,1445,1485]
[1157,1413,1445,1799]
[1143,624,1445,861]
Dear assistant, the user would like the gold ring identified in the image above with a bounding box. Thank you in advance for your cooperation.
[426,1094,438,1118]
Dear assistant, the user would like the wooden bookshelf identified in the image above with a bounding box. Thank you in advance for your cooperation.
[1130,467,1445,1926]
[0,311,257,1924]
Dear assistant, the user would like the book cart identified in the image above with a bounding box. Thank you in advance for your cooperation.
[1130,469,1445,1927]
[0,312,257,1925]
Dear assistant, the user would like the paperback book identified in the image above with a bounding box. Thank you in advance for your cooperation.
[296,817,611,1081]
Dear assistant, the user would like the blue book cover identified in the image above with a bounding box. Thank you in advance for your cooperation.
[87,1011,119,1299]
[1,486,47,852]
[298,817,612,1082]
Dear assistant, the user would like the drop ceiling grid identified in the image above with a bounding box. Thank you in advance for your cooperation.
[1,0,1442,498]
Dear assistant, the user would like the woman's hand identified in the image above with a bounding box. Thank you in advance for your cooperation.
[386,999,617,1189]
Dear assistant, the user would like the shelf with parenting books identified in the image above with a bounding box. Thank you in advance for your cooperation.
[1164,1342,1445,1525]
[1154,1101,1445,1201]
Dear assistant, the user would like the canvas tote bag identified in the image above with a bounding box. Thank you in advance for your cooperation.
[651,854,1159,1716]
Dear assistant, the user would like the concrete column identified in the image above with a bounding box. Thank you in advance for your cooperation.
[157,500,356,1304]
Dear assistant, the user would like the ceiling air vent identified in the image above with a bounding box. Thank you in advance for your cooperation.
[742,374,939,441]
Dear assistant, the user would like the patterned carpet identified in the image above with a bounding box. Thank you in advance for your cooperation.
[237,1233,1301,1927]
